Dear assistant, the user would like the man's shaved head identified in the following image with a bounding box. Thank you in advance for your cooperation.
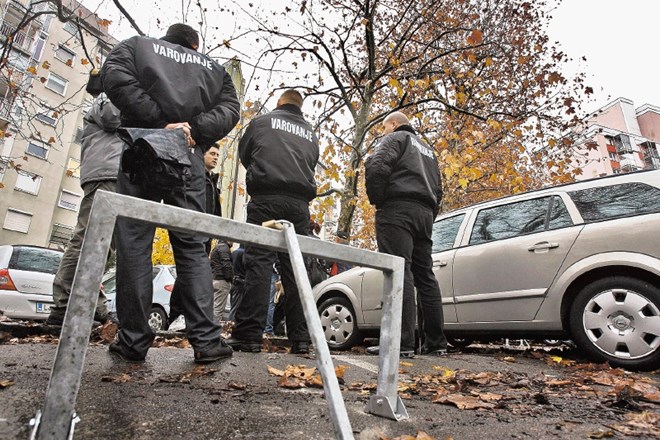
[382,111,410,135]
[277,89,304,108]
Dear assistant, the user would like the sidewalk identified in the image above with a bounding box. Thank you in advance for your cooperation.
[1,331,658,439]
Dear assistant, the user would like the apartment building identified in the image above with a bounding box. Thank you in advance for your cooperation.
[576,97,660,180]
[0,0,116,247]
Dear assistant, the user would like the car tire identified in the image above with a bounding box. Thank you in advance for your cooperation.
[569,276,660,371]
[148,305,168,332]
[318,296,361,350]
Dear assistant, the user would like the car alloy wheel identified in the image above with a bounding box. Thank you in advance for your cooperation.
[318,296,360,350]
[570,276,660,371]
[148,306,168,332]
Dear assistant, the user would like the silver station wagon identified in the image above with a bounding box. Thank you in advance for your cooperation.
[314,170,660,371]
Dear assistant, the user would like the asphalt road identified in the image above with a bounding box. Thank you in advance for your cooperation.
[1,332,658,440]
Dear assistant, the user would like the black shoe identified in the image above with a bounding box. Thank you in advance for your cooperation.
[365,345,415,358]
[194,339,233,363]
[109,341,145,363]
[45,312,64,326]
[225,337,261,353]
[421,346,448,356]
[291,341,310,354]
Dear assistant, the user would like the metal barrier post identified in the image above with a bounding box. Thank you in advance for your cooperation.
[32,191,406,438]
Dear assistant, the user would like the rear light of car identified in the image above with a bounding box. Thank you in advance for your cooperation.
[0,269,17,291]
[164,284,174,292]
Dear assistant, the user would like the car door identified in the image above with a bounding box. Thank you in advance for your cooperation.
[452,195,582,322]
[430,213,467,323]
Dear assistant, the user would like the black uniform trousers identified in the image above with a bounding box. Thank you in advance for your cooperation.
[114,146,221,357]
[375,200,447,352]
[232,195,311,343]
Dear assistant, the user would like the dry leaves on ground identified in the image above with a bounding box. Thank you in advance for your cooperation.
[152,336,191,349]
[380,430,442,440]
[607,411,660,437]
[159,365,218,384]
[0,379,15,388]
[267,364,348,389]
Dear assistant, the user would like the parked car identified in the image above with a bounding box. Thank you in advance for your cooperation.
[313,170,660,371]
[103,265,176,332]
[0,245,63,320]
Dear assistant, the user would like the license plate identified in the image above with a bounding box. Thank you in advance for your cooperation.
[36,302,52,314]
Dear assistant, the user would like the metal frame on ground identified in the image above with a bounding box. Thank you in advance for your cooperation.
[31,190,406,440]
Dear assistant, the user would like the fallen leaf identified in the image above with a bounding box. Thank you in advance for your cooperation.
[228,381,247,390]
[278,375,305,389]
[400,361,414,367]
[433,393,495,410]
[267,365,285,376]
[101,373,132,383]
[0,379,15,388]
[588,430,614,439]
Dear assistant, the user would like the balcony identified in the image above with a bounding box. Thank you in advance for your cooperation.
[0,20,35,53]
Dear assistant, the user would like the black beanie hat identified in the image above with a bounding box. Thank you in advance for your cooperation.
[161,23,199,50]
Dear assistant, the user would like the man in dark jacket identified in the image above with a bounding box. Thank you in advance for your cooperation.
[46,92,121,327]
[101,23,239,363]
[364,111,448,358]
[210,240,233,323]
[228,89,319,354]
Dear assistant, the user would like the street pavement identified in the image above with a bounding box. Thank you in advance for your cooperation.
[1,332,658,439]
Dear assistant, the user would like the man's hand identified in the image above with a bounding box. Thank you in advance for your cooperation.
[165,122,196,147]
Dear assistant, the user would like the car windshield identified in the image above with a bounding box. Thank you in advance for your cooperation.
[9,247,62,274]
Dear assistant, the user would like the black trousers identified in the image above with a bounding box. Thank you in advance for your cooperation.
[231,195,311,343]
[376,201,447,352]
[114,146,221,357]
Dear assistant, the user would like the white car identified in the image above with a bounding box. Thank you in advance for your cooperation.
[0,245,62,320]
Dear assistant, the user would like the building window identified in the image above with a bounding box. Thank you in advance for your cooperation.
[32,35,47,61]
[58,190,81,211]
[66,158,80,178]
[45,72,68,95]
[35,107,58,126]
[54,44,76,65]
[608,152,619,161]
[63,20,78,36]
[14,172,42,195]
[3,209,32,233]
[50,223,74,246]
[0,161,6,182]
[26,140,49,160]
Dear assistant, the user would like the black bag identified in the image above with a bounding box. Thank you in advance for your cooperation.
[118,128,192,189]
[86,69,104,96]
[306,257,328,287]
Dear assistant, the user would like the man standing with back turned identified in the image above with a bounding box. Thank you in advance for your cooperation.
[228,90,319,354]
[101,23,239,363]
[364,111,448,358]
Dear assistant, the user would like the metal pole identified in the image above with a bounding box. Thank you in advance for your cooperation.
[34,195,116,439]
[278,221,355,440]
[367,258,408,420]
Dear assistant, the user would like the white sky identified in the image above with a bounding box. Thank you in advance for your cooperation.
[84,0,660,114]
[547,0,660,112]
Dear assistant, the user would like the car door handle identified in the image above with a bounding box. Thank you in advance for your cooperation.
[528,242,559,252]
[434,261,448,267]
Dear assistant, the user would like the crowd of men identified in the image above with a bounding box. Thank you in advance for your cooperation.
[47,22,448,363]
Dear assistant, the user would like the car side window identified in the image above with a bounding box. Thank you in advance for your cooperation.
[9,247,62,274]
[569,182,660,222]
[469,197,551,245]
[431,214,465,253]
[548,196,573,230]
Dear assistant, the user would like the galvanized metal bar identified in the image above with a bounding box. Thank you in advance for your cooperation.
[367,260,409,420]
[91,191,399,271]
[35,194,117,439]
[34,190,406,437]
[279,221,355,440]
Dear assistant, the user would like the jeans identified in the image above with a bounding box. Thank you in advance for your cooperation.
[114,146,221,357]
[231,195,311,343]
[50,180,114,320]
[376,201,447,352]
[264,273,280,334]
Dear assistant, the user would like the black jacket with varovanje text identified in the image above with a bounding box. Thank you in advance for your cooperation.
[238,104,319,201]
[101,36,239,148]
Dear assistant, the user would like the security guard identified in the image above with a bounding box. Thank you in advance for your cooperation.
[228,89,319,354]
[364,111,448,358]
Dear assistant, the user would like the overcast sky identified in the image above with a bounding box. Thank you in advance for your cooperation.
[85,0,660,114]
[547,0,660,111]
